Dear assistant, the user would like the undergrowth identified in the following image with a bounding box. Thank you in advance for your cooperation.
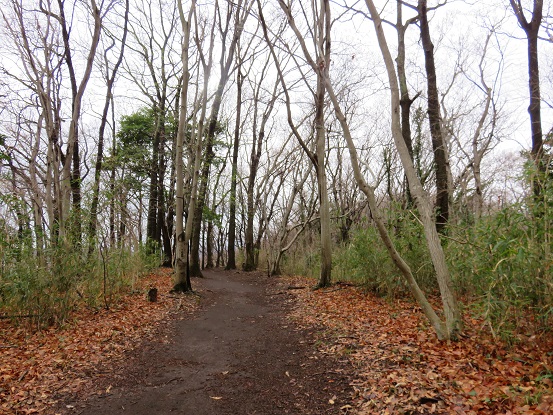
[0,235,159,329]
[286,199,552,341]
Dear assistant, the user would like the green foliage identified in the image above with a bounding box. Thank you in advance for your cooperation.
[333,211,436,297]
[0,228,158,328]
[0,133,11,162]
[280,244,320,280]
[447,203,553,338]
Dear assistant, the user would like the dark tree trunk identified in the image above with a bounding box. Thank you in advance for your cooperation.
[206,217,215,268]
[189,125,215,277]
[146,131,159,245]
[397,6,418,206]
[509,0,544,197]
[89,0,129,252]
[226,70,242,270]
[190,0,247,276]
[418,0,449,233]
[70,140,81,242]
[244,131,262,272]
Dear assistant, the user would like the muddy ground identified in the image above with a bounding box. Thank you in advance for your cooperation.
[57,269,352,415]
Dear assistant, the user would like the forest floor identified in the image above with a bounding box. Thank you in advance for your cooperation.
[1,268,552,415]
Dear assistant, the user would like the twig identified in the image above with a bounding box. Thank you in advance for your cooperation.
[287,285,307,290]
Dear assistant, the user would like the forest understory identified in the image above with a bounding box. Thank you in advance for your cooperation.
[1,268,551,415]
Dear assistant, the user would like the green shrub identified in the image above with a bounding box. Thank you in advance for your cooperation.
[0,235,158,328]
[333,212,437,297]
[447,204,553,336]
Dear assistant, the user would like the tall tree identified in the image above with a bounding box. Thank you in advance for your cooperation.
[55,0,102,243]
[417,0,449,232]
[189,0,252,277]
[364,0,462,339]
[124,0,180,261]
[225,64,243,270]
[272,0,333,288]
[173,0,196,292]
[243,55,280,271]
[509,0,545,197]
[89,0,130,251]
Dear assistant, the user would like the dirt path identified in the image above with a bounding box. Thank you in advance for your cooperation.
[61,269,351,415]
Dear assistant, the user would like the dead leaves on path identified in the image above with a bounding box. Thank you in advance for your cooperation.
[284,277,553,415]
[0,268,199,415]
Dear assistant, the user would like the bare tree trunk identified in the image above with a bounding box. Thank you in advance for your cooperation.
[365,0,462,339]
[418,0,449,233]
[57,0,102,242]
[189,0,252,277]
[173,0,195,292]
[271,163,313,276]
[244,60,279,271]
[396,1,420,206]
[89,0,129,252]
[509,0,544,198]
[226,68,243,270]
[274,0,333,288]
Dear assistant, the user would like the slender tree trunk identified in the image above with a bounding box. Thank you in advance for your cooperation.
[418,0,449,233]
[226,69,242,270]
[509,0,544,197]
[89,0,129,252]
[147,119,160,245]
[274,0,333,288]
[366,0,462,339]
[173,0,195,292]
[314,72,332,288]
[396,1,420,206]
[189,0,251,277]
[57,0,101,242]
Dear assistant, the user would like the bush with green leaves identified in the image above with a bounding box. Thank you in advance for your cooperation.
[0,231,159,328]
[332,210,437,297]
[447,202,553,337]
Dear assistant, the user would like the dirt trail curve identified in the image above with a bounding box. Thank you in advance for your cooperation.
[63,269,351,415]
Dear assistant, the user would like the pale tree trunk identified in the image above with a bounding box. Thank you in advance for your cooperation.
[275,0,333,288]
[365,0,462,339]
[244,59,280,271]
[324,75,449,340]
[30,113,45,259]
[206,149,228,269]
[254,167,286,269]
[179,0,224,281]
[395,1,421,206]
[5,0,62,243]
[441,29,499,220]
[189,0,253,277]
[271,162,313,276]
[470,33,495,220]
[173,0,195,292]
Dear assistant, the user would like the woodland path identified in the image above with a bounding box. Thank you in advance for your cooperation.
[62,269,351,415]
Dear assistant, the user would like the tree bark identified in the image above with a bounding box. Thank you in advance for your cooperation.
[418,0,449,233]
[396,0,420,206]
[509,0,544,197]
[89,0,129,252]
[274,0,333,288]
[173,0,195,293]
[57,0,102,241]
[365,0,462,340]
[226,68,243,270]
[189,0,252,277]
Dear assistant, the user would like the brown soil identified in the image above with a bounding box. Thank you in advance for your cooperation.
[56,268,352,415]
